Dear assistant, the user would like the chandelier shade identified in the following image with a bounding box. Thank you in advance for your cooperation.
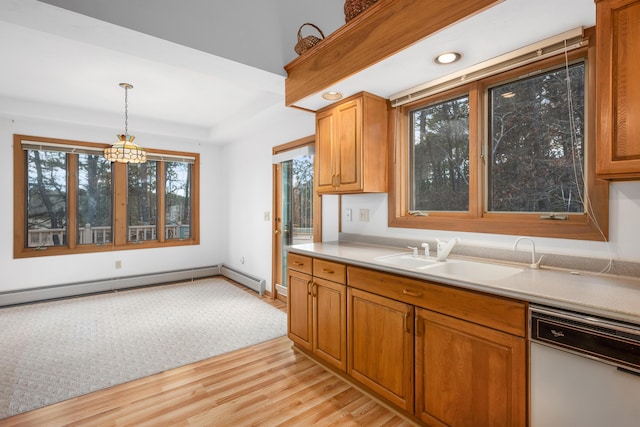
[104,134,146,163]
[104,83,146,163]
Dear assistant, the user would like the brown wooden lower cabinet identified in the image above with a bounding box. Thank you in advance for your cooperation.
[347,287,414,412]
[287,268,312,351]
[288,259,528,426]
[312,277,346,370]
[287,257,347,371]
[415,308,527,427]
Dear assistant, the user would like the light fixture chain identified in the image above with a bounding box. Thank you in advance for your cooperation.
[124,85,129,136]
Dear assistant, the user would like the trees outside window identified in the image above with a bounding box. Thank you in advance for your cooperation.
[164,161,192,240]
[77,154,112,245]
[410,96,470,212]
[26,150,67,247]
[488,63,585,214]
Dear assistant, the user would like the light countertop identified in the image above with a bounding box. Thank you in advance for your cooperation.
[287,241,640,325]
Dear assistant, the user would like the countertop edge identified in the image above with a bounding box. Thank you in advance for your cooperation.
[287,243,640,325]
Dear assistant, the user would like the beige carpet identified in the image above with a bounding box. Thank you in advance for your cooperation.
[0,278,286,419]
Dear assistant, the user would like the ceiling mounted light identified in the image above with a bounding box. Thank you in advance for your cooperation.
[104,83,146,163]
[322,91,343,101]
[434,52,462,65]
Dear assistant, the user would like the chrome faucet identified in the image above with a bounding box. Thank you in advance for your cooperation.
[513,236,542,269]
[436,238,460,261]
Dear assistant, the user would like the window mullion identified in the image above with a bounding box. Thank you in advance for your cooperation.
[157,161,166,243]
[112,162,128,246]
[67,154,78,249]
[468,83,482,219]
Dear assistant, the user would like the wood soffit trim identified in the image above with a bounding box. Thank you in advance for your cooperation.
[284,0,503,106]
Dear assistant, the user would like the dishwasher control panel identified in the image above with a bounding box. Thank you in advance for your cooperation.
[530,305,640,374]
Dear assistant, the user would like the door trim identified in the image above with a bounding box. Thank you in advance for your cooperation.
[272,135,321,301]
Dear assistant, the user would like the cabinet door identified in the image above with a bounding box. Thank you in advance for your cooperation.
[347,287,414,412]
[312,277,346,371]
[335,98,362,191]
[316,109,336,191]
[596,0,640,178]
[415,308,526,427]
[287,269,312,351]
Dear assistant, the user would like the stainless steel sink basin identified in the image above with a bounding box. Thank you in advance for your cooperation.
[418,259,524,281]
[374,253,438,269]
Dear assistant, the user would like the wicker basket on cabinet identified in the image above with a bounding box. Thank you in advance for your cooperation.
[344,0,378,22]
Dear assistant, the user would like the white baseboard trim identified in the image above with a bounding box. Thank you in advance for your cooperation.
[0,266,221,307]
[275,283,287,297]
[219,265,266,296]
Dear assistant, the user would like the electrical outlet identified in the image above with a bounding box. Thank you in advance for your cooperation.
[263,211,270,221]
[345,208,352,222]
[115,260,122,269]
[359,209,369,222]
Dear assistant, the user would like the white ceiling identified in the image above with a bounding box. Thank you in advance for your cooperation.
[0,0,595,145]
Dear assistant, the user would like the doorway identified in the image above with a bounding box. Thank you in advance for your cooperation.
[272,136,321,301]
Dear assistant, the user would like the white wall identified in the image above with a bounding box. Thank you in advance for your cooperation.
[222,103,315,293]
[339,183,640,263]
[0,116,226,292]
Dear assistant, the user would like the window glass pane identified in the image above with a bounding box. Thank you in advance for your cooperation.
[410,95,470,211]
[127,161,157,242]
[77,154,112,245]
[165,161,191,240]
[26,150,67,247]
[488,62,585,213]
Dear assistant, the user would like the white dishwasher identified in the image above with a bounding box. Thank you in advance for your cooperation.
[530,305,640,427]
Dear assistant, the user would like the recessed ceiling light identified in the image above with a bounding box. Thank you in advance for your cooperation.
[322,91,343,101]
[434,52,462,65]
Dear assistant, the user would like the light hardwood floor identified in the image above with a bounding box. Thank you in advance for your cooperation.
[1,280,414,426]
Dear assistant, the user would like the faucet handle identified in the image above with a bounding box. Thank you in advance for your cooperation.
[407,246,418,256]
[421,242,430,257]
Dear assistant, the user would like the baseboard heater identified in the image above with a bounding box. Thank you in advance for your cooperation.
[219,265,266,296]
[0,265,220,307]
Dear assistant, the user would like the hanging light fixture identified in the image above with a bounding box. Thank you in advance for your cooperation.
[104,83,146,163]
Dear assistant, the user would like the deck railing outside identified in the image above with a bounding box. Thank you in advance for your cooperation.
[28,224,190,247]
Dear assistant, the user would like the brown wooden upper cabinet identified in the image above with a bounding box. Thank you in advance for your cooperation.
[315,92,388,194]
[596,0,640,179]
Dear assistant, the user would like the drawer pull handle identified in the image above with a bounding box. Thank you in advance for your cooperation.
[402,289,423,297]
[551,329,565,338]
[321,268,335,274]
[404,311,411,333]
[292,261,305,266]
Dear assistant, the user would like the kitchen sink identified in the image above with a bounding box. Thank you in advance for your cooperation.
[419,259,524,281]
[374,253,439,268]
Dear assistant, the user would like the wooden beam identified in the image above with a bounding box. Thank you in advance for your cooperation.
[284,0,502,106]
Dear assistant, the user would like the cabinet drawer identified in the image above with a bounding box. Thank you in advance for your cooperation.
[288,253,313,274]
[313,259,346,284]
[348,266,526,337]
